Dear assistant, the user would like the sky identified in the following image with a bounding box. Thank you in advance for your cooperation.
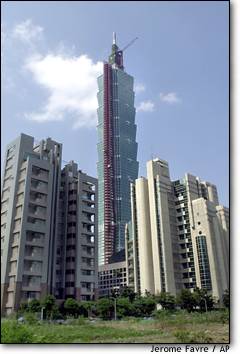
[1,1,229,206]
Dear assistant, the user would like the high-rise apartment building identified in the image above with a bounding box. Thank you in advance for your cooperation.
[97,33,139,265]
[1,134,62,314]
[1,135,98,314]
[172,174,229,299]
[126,159,182,296]
[54,161,98,301]
[126,158,229,301]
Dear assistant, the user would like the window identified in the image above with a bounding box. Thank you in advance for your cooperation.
[66,269,75,274]
[65,282,74,287]
[66,245,75,251]
[7,145,16,157]
[196,235,212,290]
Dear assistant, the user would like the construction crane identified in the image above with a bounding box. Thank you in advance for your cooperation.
[108,33,138,69]
[120,36,138,53]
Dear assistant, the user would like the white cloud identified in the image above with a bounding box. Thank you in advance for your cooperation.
[136,100,155,113]
[12,19,43,44]
[24,53,102,128]
[160,92,181,104]
[134,83,145,94]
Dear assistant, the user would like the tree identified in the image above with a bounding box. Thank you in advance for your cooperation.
[27,299,41,313]
[133,296,156,317]
[155,292,176,310]
[119,286,136,302]
[193,288,214,311]
[64,298,79,317]
[78,301,96,317]
[96,298,114,320]
[116,297,134,318]
[177,289,197,312]
[222,289,230,309]
[41,295,59,319]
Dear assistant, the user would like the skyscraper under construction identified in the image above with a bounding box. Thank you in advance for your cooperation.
[97,33,139,265]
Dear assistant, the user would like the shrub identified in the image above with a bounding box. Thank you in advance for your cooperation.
[174,329,213,343]
[24,312,39,325]
[1,320,33,343]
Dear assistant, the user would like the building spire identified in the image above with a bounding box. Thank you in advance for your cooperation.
[113,32,116,45]
[109,33,124,70]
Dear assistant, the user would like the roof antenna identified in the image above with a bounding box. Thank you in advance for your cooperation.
[113,32,116,45]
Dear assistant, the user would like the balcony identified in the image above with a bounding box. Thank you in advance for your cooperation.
[29,192,47,206]
[28,206,47,220]
[30,180,48,194]
[22,285,41,291]
[24,249,43,261]
[32,167,49,182]
[25,238,44,247]
[82,249,94,257]
[82,216,94,225]
[23,268,42,276]
[82,195,95,203]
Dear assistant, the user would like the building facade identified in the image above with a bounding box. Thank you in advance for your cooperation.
[1,135,99,314]
[1,134,62,314]
[54,161,98,301]
[126,158,229,301]
[97,34,139,265]
[98,261,127,298]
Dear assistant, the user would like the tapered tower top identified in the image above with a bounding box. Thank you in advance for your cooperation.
[108,32,124,70]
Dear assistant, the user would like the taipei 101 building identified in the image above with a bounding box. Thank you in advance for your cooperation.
[97,33,139,265]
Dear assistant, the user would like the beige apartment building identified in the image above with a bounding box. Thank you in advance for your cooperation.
[126,158,229,301]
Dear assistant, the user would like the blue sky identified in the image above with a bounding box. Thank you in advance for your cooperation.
[1,1,229,206]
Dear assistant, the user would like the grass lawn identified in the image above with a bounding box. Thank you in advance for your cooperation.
[1,310,229,344]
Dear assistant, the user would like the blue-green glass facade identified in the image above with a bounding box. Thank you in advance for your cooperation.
[97,50,138,265]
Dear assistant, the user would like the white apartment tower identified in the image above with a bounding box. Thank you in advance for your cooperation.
[126,158,229,301]
[126,158,182,296]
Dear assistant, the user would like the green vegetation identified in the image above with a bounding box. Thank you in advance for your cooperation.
[1,288,229,343]
[1,310,229,343]
[222,289,230,309]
